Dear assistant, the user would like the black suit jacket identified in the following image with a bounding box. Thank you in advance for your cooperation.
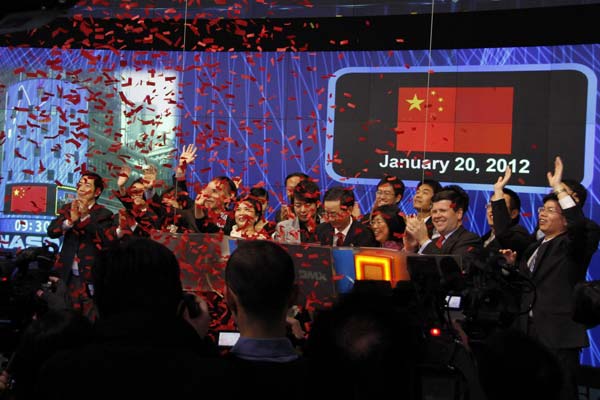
[422,215,435,238]
[422,225,483,272]
[517,204,595,349]
[316,220,377,247]
[482,198,535,261]
[47,203,114,282]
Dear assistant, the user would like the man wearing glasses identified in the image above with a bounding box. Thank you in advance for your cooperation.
[354,175,405,225]
[500,156,598,400]
[316,187,377,248]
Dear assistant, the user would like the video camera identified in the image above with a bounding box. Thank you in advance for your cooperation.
[0,242,59,331]
[403,251,535,342]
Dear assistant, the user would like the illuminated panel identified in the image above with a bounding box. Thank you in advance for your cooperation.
[355,254,392,282]
[326,65,595,193]
[353,248,409,288]
[10,185,48,214]
[3,183,52,215]
[55,186,77,215]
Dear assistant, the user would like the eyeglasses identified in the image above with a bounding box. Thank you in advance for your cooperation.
[320,210,347,219]
[537,206,561,215]
[376,190,395,197]
[370,219,385,227]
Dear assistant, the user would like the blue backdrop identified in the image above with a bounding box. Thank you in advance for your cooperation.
[0,44,598,364]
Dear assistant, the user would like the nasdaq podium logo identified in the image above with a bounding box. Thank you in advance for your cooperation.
[325,65,595,192]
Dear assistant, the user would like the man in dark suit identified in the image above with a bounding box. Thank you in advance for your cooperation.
[316,187,377,247]
[482,167,535,261]
[404,184,483,272]
[558,178,600,267]
[47,172,113,320]
[501,156,598,400]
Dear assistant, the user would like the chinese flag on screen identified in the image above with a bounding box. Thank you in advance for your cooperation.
[10,185,48,213]
[396,87,514,154]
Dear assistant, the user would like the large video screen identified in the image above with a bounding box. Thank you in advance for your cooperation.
[0,44,599,365]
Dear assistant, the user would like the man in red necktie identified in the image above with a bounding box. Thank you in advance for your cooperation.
[316,187,377,248]
[403,185,483,271]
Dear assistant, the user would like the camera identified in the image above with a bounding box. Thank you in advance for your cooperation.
[181,292,201,319]
[405,252,533,342]
[457,252,534,341]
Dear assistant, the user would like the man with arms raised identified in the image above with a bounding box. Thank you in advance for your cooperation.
[482,167,535,261]
[501,156,597,400]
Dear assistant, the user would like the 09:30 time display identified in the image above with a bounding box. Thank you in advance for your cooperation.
[13,219,51,234]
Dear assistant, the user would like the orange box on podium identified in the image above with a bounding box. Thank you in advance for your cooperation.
[353,248,409,287]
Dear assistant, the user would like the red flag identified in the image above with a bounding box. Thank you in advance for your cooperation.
[10,185,48,213]
[396,87,513,154]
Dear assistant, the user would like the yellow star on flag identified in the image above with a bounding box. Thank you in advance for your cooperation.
[13,188,24,198]
[406,94,425,111]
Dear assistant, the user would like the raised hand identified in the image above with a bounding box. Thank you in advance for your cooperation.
[133,196,147,211]
[162,196,180,209]
[406,215,429,246]
[403,215,423,252]
[70,200,81,222]
[117,164,131,188]
[492,166,511,200]
[232,176,242,189]
[78,199,90,219]
[179,144,197,167]
[194,191,207,219]
[351,202,362,220]
[547,156,563,190]
[142,166,157,190]
[279,205,290,221]
[499,248,517,265]
[118,208,130,229]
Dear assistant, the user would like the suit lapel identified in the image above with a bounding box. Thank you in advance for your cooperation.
[344,221,356,246]
[441,226,463,253]
[531,241,550,276]
[325,224,335,246]
[531,233,565,277]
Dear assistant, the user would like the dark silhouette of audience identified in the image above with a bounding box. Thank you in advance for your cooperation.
[3,309,93,400]
[474,328,563,400]
[35,237,224,399]
[305,282,426,399]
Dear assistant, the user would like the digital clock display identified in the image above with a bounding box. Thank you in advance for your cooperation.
[0,217,51,234]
